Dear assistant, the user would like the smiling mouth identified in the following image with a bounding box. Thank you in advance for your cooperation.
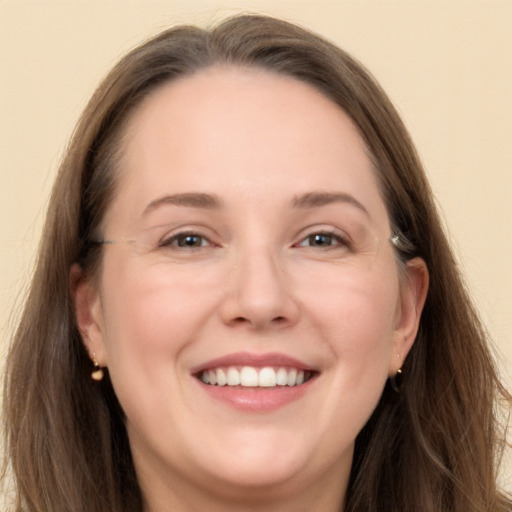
[197,366,315,388]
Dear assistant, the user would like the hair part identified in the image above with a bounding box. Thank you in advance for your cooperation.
[3,14,510,512]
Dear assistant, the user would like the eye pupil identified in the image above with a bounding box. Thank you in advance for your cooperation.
[178,235,202,247]
[310,234,332,246]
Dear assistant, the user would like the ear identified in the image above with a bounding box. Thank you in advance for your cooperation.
[389,257,429,375]
[70,263,108,366]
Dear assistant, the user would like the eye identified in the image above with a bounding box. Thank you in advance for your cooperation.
[159,232,212,249]
[296,231,349,249]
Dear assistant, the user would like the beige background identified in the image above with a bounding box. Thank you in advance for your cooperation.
[1,0,511,502]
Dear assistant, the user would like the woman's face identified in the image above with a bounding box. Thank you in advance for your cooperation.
[76,67,426,508]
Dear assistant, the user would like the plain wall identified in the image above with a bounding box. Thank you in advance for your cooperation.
[1,0,510,504]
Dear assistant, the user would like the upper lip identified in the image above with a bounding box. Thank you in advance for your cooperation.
[190,351,315,374]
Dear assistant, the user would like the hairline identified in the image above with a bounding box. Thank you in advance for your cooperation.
[94,62,402,266]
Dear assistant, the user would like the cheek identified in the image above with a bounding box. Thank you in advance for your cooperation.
[300,260,399,343]
[98,256,219,377]
[288,266,400,461]
[300,264,400,390]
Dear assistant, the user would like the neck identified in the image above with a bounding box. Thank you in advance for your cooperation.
[143,481,346,512]
[137,453,350,512]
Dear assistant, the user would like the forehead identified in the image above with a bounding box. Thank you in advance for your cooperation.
[107,66,388,229]
[122,65,368,168]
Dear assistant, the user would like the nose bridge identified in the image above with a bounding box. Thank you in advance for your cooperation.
[221,239,298,329]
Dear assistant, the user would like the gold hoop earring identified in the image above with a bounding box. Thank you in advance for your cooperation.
[91,353,104,381]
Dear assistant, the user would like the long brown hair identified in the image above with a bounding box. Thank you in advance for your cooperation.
[3,14,510,512]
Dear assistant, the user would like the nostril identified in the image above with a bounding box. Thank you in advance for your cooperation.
[229,315,288,328]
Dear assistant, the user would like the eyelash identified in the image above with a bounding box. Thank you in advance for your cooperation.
[158,229,351,250]
[294,230,351,249]
[159,231,214,249]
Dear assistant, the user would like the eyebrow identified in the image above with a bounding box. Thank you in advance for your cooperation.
[292,191,370,217]
[141,191,369,217]
[142,192,223,216]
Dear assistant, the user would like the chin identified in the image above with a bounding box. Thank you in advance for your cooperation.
[189,429,317,492]
[198,459,306,499]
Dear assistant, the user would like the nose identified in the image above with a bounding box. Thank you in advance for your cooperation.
[219,245,300,330]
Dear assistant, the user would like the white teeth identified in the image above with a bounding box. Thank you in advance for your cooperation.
[240,366,258,387]
[258,367,277,387]
[199,366,312,388]
[276,367,288,386]
[226,367,240,386]
[216,368,227,386]
[208,369,217,385]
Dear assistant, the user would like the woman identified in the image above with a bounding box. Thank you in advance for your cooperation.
[2,14,510,512]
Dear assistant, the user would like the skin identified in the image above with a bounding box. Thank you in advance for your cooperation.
[73,67,428,511]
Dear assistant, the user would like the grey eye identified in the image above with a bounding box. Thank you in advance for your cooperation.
[297,232,346,248]
[176,234,205,247]
[307,234,335,246]
[160,233,210,248]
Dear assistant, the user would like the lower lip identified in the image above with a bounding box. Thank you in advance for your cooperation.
[196,377,317,412]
